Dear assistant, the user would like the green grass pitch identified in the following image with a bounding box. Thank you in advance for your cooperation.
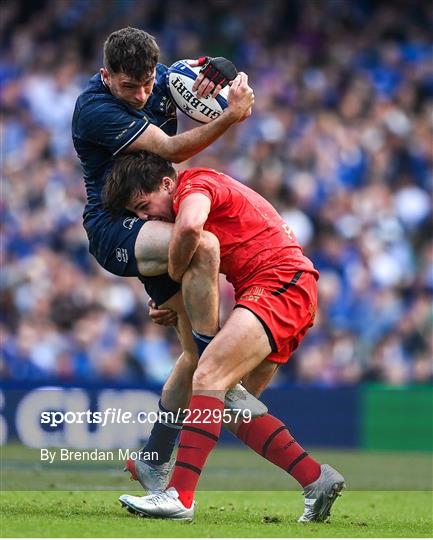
[1,446,432,537]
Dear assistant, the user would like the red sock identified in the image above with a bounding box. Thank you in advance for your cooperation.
[168,394,224,508]
[237,414,321,487]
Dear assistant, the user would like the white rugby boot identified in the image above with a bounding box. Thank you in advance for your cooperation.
[119,487,195,521]
[225,383,268,418]
[124,458,173,494]
[298,464,345,522]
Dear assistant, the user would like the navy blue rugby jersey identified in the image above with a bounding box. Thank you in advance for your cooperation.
[71,63,177,236]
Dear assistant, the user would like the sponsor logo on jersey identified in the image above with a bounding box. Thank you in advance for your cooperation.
[240,286,265,302]
[282,223,295,241]
[116,248,129,263]
[159,95,176,117]
[123,217,139,229]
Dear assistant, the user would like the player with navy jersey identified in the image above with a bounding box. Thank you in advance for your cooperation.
[71,27,255,492]
[103,151,345,523]
[72,28,252,297]
[74,63,175,283]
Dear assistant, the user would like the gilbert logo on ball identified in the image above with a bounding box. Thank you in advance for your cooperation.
[166,60,229,123]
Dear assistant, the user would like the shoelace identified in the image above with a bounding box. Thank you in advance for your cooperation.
[147,490,177,507]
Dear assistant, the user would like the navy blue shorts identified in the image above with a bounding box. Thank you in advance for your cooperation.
[85,211,180,306]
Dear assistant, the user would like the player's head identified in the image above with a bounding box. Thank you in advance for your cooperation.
[101,27,159,110]
[104,152,177,222]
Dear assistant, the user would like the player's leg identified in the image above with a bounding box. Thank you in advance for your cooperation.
[135,222,221,421]
[181,231,220,338]
[125,291,199,491]
[234,361,345,523]
[224,272,321,487]
[136,222,220,335]
[89,217,188,481]
[237,356,280,397]
[159,309,273,510]
[119,306,271,518]
[136,293,196,448]
[134,225,221,477]
[134,221,173,276]
[120,271,343,521]
[91,217,221,491]
[143,306,272,515]
[110,221,187,488]
[129,223,267,495]
[136,222,220,348]
[129,225,266,492]
[129,224,219,490]
[125,291,267,493]
[232,365,345,523]
[228,360,323,487]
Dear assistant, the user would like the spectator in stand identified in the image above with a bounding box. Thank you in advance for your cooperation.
[1,0,432,386]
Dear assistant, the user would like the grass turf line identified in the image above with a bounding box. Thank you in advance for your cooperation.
[1,490,432,537]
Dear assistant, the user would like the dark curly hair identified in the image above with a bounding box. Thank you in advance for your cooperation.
[103,27,159,79]
[103,152,176,216]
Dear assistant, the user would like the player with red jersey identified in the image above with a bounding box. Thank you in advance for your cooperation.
[171,167,319,364]
[103,152,345,523]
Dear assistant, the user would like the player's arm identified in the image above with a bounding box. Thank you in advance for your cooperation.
[168,193,211,282]
[127,73,254,163]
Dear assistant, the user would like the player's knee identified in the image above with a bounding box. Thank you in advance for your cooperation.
[192,232,220,272]
[200,231,219,259]
[192,366,218,391]
[177,351,198,376]
[192,363,229,392]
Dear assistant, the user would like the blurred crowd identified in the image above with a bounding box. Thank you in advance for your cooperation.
[1,0,432,386]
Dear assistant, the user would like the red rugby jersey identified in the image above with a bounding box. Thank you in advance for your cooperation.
[172,168,318,292]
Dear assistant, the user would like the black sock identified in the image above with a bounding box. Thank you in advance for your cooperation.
[141,400,184,465]
[192,330,215,357]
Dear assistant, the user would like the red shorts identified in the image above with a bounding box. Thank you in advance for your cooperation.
[235,268,318,363]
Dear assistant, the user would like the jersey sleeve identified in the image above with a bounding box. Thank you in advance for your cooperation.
[75,99,150,156]
[173,172,217,214]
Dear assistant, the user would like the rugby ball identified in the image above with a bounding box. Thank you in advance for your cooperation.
[166,60,229,123]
